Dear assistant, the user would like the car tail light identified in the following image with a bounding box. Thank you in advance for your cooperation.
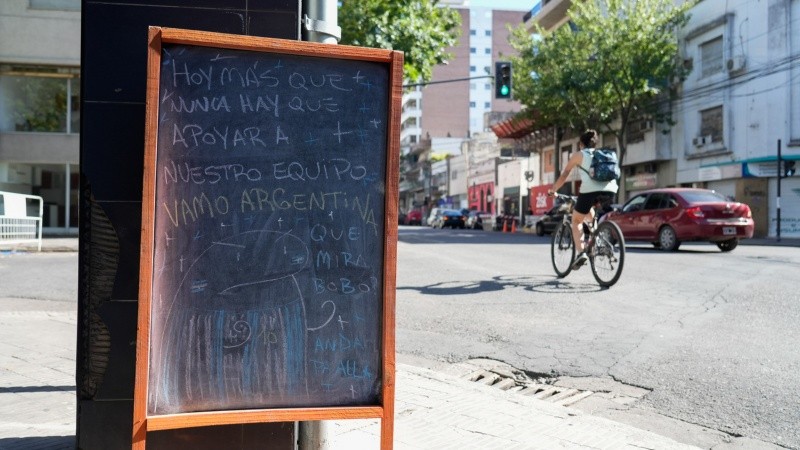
[686,206,704,219]
[743,205,752,218]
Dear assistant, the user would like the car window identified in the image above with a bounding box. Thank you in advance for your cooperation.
[680,190,727,203]
[666,195,679,208]
[622,195,647,213]
[644,193,669,210]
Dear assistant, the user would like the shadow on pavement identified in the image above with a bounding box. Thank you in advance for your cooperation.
[0,436,75,449]
[398,274,603,296]
[0,385,75,394]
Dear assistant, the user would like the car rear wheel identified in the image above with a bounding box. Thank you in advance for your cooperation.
[536,223,545,236]
[716,238,739,252]
[658,226,680,251]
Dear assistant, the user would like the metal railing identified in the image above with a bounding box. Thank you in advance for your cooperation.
[0,191,43,252]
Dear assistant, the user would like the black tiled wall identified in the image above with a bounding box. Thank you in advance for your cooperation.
[78,2,300,448]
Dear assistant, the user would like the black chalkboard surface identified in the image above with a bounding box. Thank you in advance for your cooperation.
[134,27,401,447]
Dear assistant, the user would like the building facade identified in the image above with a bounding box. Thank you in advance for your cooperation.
[0,0,80,234]
[514,0,800,238]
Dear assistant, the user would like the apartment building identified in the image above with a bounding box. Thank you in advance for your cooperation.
[0,0,80,233]
[399,3,526,214]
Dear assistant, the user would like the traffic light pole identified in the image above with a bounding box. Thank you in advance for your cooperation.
[777,139,781,242]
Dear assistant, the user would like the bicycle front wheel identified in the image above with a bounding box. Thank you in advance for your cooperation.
[590,221,625,287]
[551,222,575,278]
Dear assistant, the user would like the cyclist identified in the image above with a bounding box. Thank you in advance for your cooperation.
[547,129,618,270]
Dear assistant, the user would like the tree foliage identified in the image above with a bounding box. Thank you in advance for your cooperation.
[339,0,461,82]
[509,0,695,165]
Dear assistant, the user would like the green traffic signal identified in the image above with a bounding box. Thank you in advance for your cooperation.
[495,61,512,99]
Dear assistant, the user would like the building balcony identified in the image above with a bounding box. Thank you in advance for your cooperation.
[525,0,572,32]
[401,126,422,146]
[399,178,425,193]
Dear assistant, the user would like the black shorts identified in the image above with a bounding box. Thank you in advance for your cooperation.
[575,191,615,215]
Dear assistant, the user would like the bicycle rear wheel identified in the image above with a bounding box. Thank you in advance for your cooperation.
[551,222,575,278]
[590,221,625,287]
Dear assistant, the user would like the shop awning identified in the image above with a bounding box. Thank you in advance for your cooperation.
[490,116,536,139]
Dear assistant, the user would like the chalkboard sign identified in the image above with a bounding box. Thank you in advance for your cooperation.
[134,27,401,448]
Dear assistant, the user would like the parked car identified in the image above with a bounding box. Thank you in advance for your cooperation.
[534,204,567,236]
[465,210,489,229]
[405,209,423,225]
[432,209,467,229]
[604,188,754,252]
[426,207,441,227]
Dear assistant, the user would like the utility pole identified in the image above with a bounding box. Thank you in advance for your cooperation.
[299,1,340,448]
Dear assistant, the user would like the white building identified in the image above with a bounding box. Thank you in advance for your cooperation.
[675,0,800,237]
[522,0,800,238]
[0,0,80,234]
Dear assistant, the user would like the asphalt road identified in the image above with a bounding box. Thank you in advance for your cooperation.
[395,225,800,449]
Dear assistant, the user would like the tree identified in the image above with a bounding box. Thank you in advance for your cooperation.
[339,0,461,82]
[509,0,695,170]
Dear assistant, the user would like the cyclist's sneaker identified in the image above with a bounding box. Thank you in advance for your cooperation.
[572,251,588,270]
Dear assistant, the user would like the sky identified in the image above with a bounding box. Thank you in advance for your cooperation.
[465,0,534,11]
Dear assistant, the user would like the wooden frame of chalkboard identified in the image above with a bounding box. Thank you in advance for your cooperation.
[133,27,401,449]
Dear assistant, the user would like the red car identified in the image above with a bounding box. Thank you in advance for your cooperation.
[604,188,754,252]
[405,209,423,226]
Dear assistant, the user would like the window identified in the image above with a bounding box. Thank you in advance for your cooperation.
[700,36,723,77]
[484,66,490,73]
[485,30,491,37]
[700,106,723,142]
[484,102,490,108]
[623,195,647,213]
[452,169,458,180]
[469,83,476,90]
[470,29,477,36]
[470,47,477,54]
[484,83,491,90]
[0,66,80,133]
[469,101,476,108]
[470,65,476,72]
[644,194,672,210]
[485,48,491,55]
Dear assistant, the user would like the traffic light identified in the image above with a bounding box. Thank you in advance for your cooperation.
[495,61,512,99]
[785,160,797,177]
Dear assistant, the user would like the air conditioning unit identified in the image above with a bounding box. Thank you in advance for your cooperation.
[692,135,714,146]
[726,56,746,73]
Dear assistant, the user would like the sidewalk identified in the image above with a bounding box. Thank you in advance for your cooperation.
[0,291,699,450]
[325,363,700,449]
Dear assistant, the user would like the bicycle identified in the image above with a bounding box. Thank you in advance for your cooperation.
[549,193,626,287]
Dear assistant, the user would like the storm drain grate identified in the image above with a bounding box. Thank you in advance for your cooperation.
[463,369,593,407]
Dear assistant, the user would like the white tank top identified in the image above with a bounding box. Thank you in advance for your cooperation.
[579,148,619,194]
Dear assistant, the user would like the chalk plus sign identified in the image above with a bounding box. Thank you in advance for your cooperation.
[333,121,353,144]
